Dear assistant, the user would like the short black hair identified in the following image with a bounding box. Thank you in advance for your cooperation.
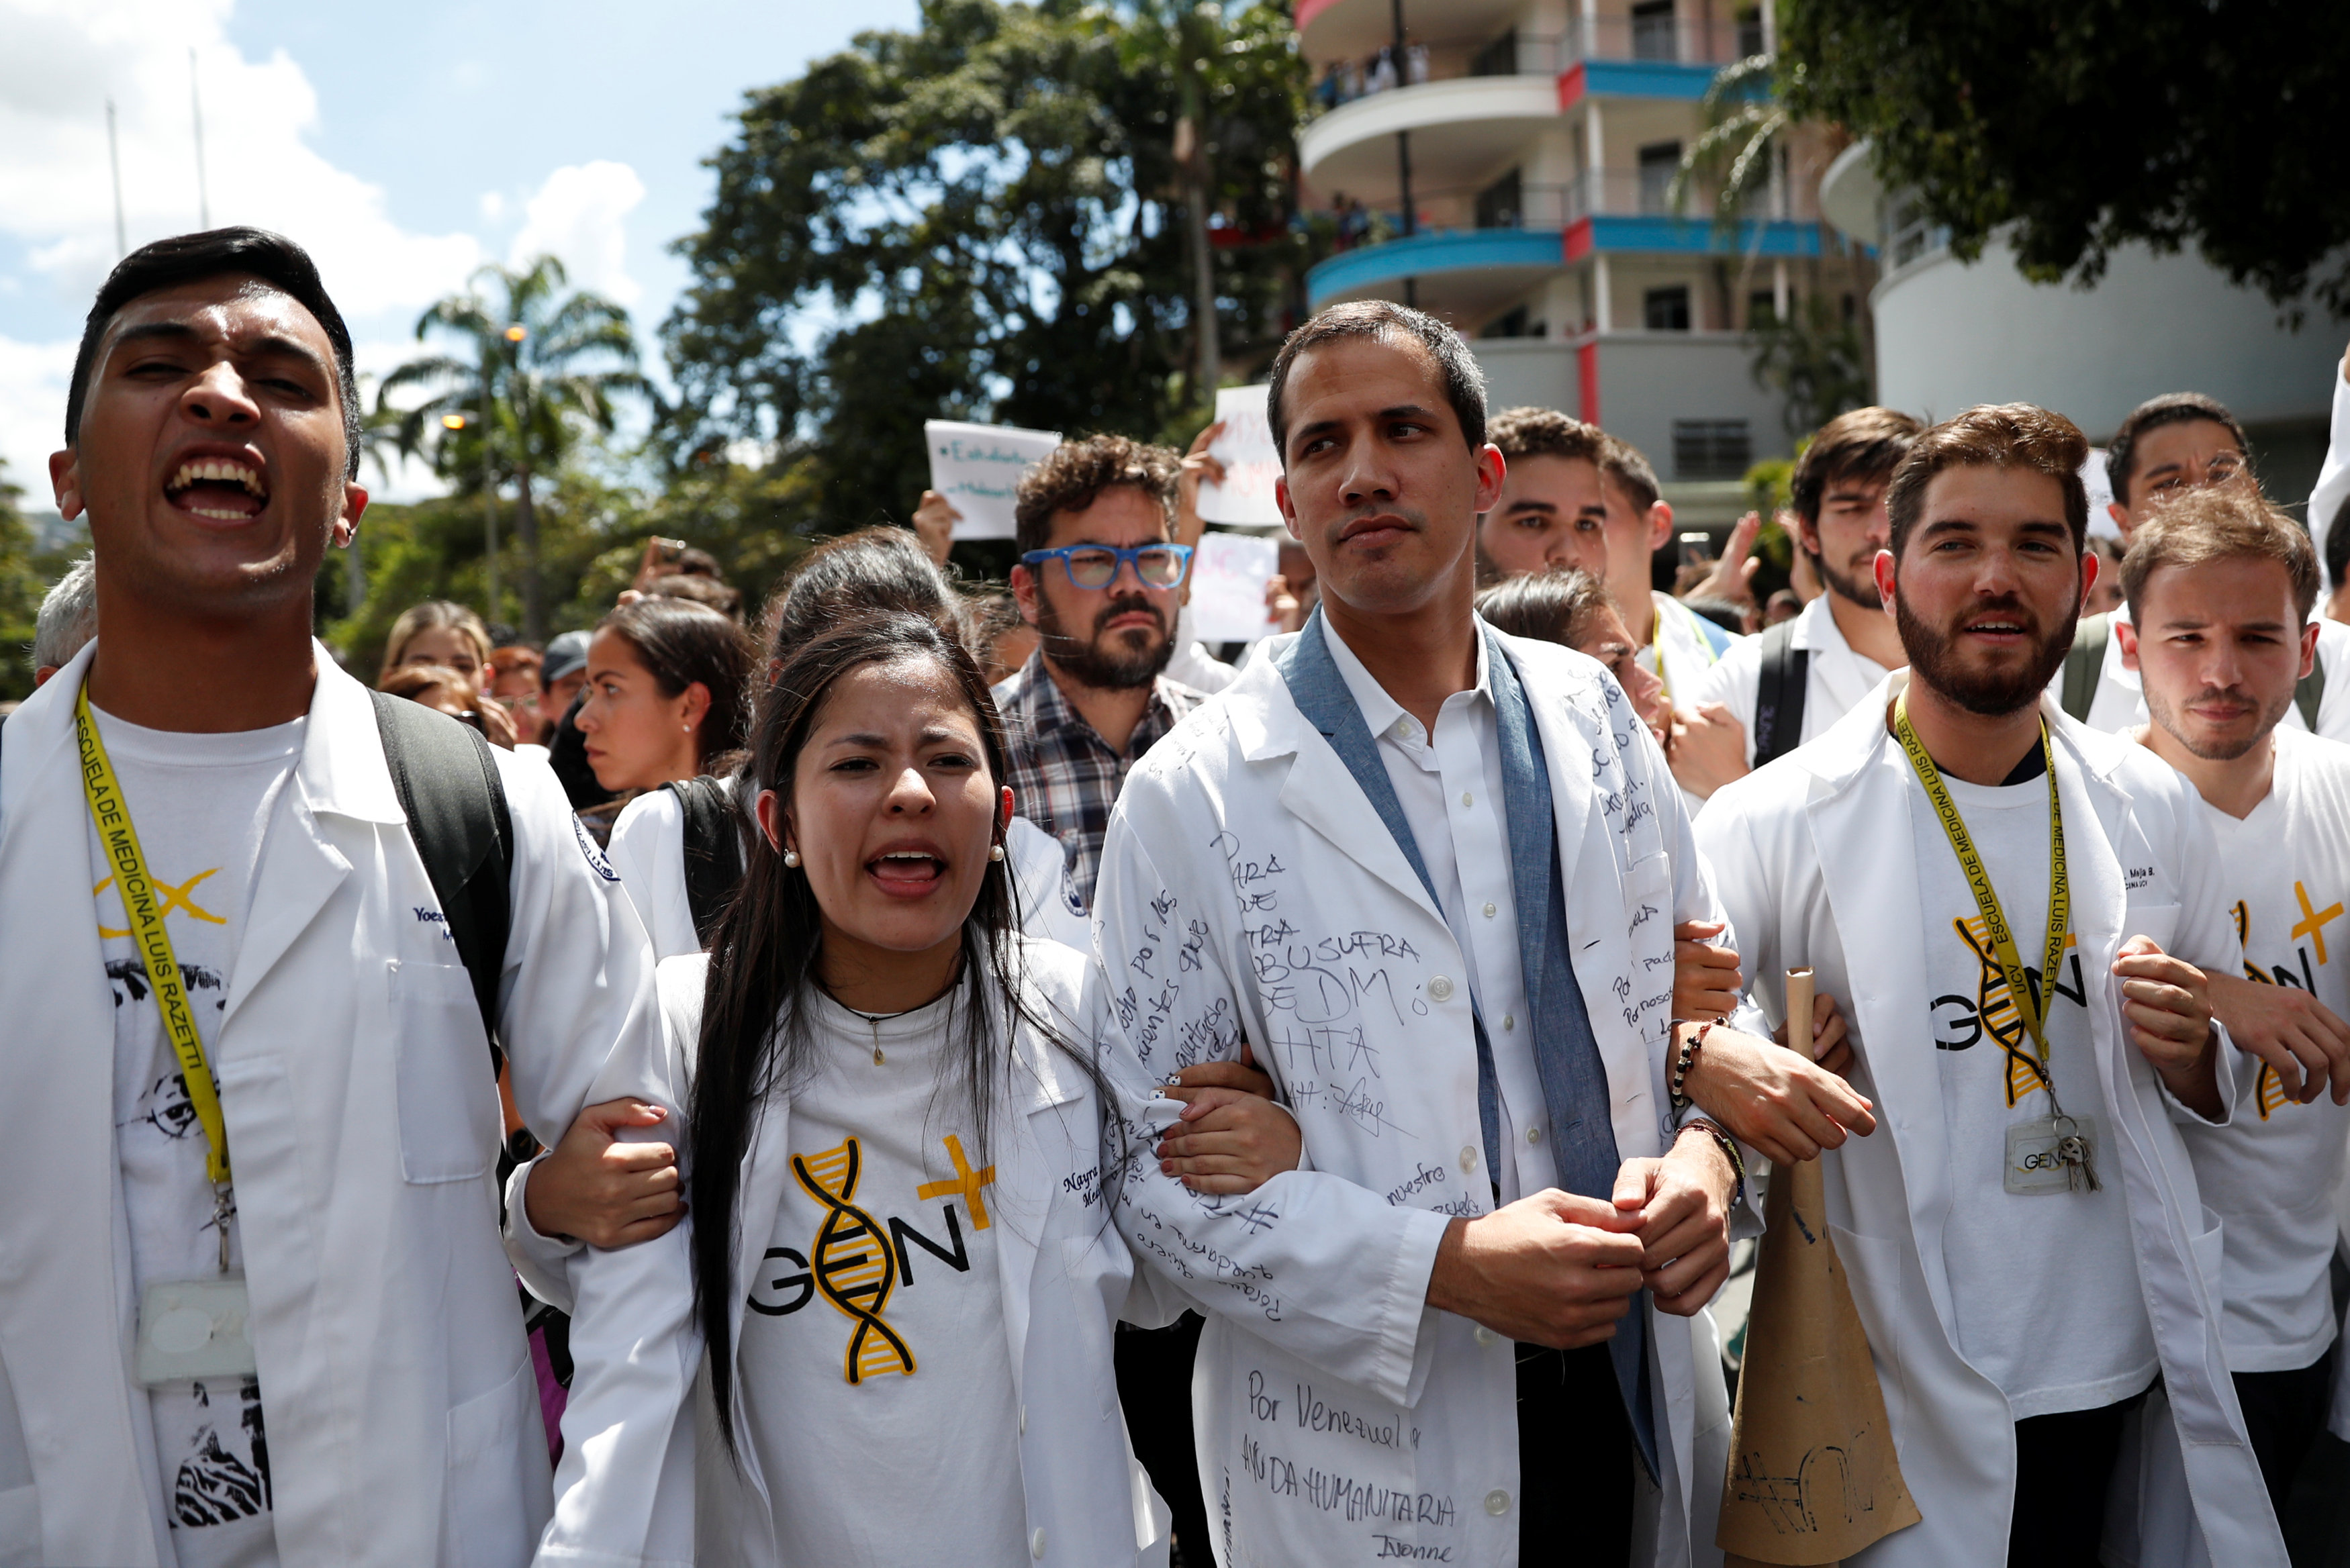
[2104,391,2247,507]
[66,227,363,479]
[1266,299,1487,462]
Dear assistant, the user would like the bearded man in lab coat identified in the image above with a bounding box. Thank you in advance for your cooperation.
[1695,403,2284,1566]
[1096,299,1877,1567]
[0,228,663,1567]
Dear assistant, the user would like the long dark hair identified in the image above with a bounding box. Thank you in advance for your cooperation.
[759,526,966,662]
[597,596,757,773]
[687,610,1115,1457]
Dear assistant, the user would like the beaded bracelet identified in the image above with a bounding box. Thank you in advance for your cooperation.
[1668,1020,1717,1112]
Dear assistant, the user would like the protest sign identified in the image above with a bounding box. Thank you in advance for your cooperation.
[924,419,1063,540]
[1188,530,1282,643]
[1194,384,1284,526]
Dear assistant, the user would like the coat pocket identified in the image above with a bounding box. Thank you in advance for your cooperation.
[388,960,501,1184]
[443,1356,550,1568]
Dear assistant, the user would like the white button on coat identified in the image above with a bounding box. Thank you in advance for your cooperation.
[1485,1489,1511,1516]
[1526,1126,1542,1144]
[1031,1526,1047,1558]
[1460,1144,1478,1171]
[1428,975,1454,1001]
[1474,1326,1499,1348]
[1019,1404,1027,1435]
[1482,901,1497,918]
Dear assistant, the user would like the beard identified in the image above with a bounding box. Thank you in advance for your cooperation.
[1034,589,1174,691]
[1807,544,1882,611]
[2142,681,2292,762]
[1894,589,2078,717]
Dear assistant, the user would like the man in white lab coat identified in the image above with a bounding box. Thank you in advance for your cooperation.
[1696,403,2282,1565]
[2056,391,2350,740]
[0,229,663,1567]
[1094,300,1877,1567]
[1689,407,1921,778]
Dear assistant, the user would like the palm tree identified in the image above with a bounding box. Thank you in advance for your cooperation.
[380,257,645,642]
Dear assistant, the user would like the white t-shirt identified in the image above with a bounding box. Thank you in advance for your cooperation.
[737,988,1028,1567]
[1913,761,2159,1419]
[1691,592,1893,769]
[2174,726,2350,1373]
[91,705,306,1568]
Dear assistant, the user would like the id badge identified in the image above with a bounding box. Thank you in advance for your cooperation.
[136,1276,256,1385]
[2004,1115,2098,1195]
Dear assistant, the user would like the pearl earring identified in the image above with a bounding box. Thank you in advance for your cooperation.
[989,843,1005,862]
[783,850,801,869]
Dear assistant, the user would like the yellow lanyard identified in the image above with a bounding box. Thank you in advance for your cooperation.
[1893,693,2069,1079]
[77,687,232,1187]
[1650,604,1673,706]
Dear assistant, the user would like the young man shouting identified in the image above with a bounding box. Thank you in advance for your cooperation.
[1696,404,2282,1565]
[2117,485,2350,1511]
[0,230,664,1567]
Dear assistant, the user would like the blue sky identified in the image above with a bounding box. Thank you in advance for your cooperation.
[0,0,921,505]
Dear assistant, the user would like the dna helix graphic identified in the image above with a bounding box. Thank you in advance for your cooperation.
[792,1140,917,1384]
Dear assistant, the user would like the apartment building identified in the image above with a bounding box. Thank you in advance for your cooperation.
[1295,0,1873,521]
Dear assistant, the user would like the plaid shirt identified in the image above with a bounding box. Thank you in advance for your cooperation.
[992,650,1203,910]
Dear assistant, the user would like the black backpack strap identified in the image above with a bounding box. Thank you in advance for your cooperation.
[371,691,514,1061]
[665,775,748,947]
[2060,613,2110,724]
[1750,618,1809,767]
[2297,650,2326,732]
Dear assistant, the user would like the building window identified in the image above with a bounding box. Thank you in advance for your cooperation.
[1644,285,1691,332]
[1470,30,1518,77]
[1736,5,1765,58]
[1675,420,1752,480]
[1748,290,1778,328]
[1475,168,1523,230]
[1638,142,1682,215]
[1483,306,1533,340]
[1632,0,1677,62]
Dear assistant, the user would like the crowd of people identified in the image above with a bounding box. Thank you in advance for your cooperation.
[5,219,2350,1568]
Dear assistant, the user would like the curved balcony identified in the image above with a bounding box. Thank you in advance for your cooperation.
[1298,0,1526,63]
[1307,227,1566,320]
[1300,73,1562,196]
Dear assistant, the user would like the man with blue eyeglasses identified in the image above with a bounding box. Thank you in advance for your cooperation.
[994,433,1207,913]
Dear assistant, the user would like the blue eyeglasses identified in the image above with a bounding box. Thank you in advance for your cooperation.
[1019,542,1194,591]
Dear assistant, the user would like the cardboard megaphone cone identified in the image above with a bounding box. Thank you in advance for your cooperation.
[1719,969,1920,1567]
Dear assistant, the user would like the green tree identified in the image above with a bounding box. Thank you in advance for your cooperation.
[1781,0,2350,315]
[0,460,41,700]
[659,0,1313,551]
[380,257,646,642]
[1751,295,1872,439]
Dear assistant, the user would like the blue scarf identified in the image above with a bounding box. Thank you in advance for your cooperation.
[1274,611,1657,1476]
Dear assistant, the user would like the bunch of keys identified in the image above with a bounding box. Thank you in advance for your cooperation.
[2005,1113,2102,1195]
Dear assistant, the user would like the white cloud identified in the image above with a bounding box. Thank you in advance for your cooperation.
[508,162,647,307]
[0,334,74,499]
[0,5,662,505]
[0,1,483,322]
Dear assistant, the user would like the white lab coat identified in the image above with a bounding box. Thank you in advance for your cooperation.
[1092,629,1748,1568]
[525,938,1446,1567]
[606,785,1088,961]
[0,640,665,1568]
[1693,671,2282,1568]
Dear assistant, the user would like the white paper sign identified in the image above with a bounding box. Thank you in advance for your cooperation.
[925,419,1064,540]
[1188,530,1282,643]
[2083,447,2119,539]
[1194,384,1284,526]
